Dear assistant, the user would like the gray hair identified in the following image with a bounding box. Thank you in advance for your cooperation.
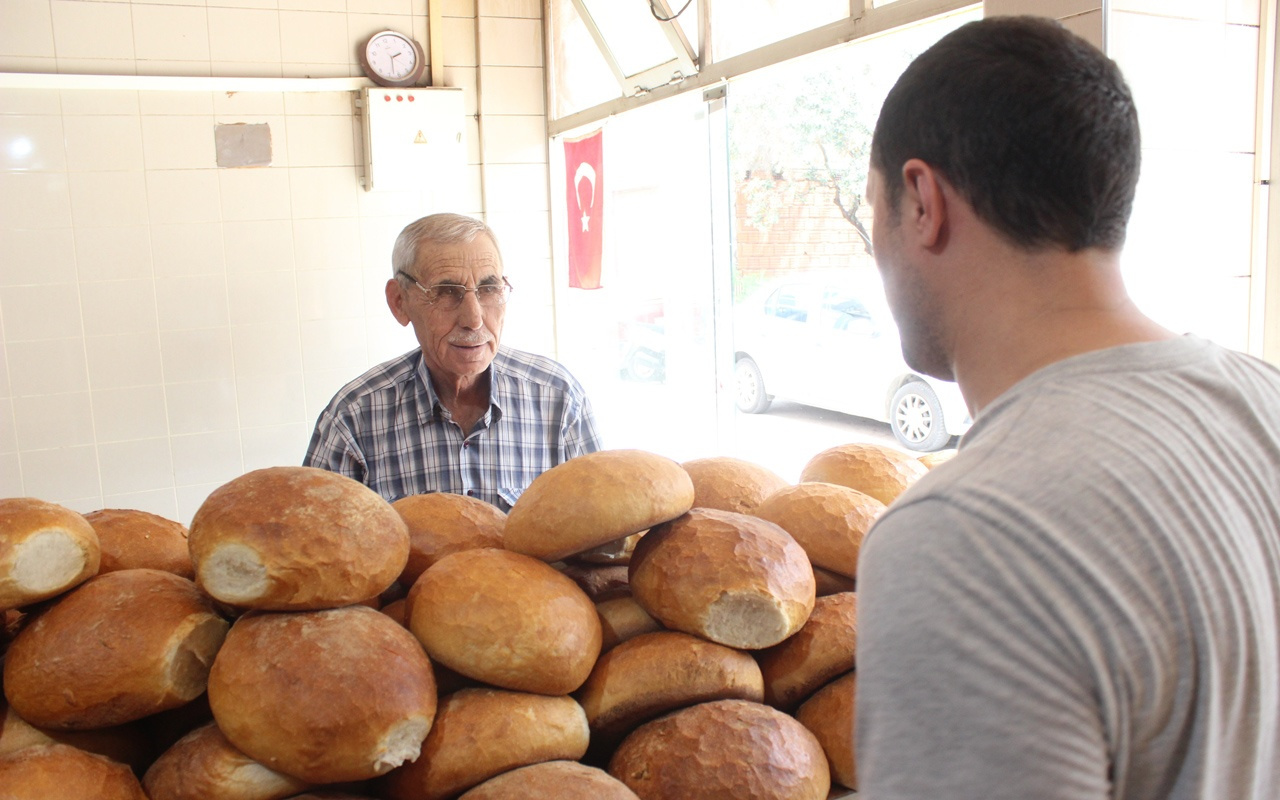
[391,213,503,279]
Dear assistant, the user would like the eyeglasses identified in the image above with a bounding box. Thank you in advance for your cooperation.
[397,271,513,310]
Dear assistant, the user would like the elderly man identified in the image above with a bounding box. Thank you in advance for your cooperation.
[305,213,602,508]
[856,16,1280,800]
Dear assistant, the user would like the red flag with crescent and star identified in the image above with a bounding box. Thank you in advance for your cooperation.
[564,129,604,289]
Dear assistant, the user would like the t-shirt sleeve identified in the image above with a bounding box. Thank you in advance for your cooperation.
[855,497,1112,800]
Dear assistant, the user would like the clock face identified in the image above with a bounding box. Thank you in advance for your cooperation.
[362,31,424,86]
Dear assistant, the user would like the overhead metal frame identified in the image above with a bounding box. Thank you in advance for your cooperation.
[569,0,699,97]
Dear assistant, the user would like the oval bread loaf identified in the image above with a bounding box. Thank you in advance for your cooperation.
[391,491,506,586]
[142,721,312,800]
[189,466,409,611]
[799,442,927,506]
[596,594,662,652]
[0,497,100,611]
[0,697,153,772]
[757,591,857,711]
[681,456,789,514]
[577,630,764,743]
[795,671,857,790]
[608,699,830,800]
[0,742,149,800]
[381,688,590,800]
[3,568,229,729]
[207,604,437,784]
[458,760,640,800]
[83,508,193,579]
[409,548,601,695]
[628,508,815,649]
[504,449,695,562]
[752,482,885,579]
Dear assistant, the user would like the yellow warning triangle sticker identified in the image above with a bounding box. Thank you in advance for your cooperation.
[414,130,428,144]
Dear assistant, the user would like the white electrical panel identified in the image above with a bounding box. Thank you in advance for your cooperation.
[359,86,466,194]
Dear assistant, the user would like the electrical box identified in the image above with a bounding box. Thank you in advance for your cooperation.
[358,86,466,193]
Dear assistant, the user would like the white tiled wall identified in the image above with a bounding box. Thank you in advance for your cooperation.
[0,0,553,524]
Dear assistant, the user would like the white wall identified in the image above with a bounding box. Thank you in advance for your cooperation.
[0,0,554,523]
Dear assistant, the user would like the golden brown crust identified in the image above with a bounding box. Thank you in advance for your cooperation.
[757,592,857,711]
[504,450,695,562]
[0,497,100,611]
[381,688,590,800]
[142,721,312,800]
[83,508,193,579]
[918,449,958,469]
[799,443,927,506]
[188,466,409,611]
[457,760,641,800]
[752,482,885,580]
[596,595,663,652]
[3,569,229,729]
[681,456,789,515]
[628,509,816,649]
[0,743,149,800]
[207,605,437,784]
[0,699,154,773]
[795,671,857,790]
[408,548,601,695]
[576,631,764,743]
[391,492,506,586]
[607,699,830,800]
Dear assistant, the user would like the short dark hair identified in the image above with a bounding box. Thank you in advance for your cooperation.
[870,16,1140,251]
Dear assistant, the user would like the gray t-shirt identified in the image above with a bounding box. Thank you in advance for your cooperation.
[856,336,1280,800]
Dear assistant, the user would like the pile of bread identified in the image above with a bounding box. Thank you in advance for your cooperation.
[0,441,941,800]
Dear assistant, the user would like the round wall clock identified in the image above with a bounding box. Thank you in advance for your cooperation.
[359,30,427,88]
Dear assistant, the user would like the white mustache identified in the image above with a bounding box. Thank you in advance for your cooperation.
[449,332,493,346]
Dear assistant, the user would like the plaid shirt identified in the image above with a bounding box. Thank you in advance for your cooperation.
[304,346,602,509]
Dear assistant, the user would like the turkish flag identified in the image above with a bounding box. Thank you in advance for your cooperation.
[564,129,604,289]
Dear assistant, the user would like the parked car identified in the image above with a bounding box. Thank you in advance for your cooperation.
[733,270,971,452]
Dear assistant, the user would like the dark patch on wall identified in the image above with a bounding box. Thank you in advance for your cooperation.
[214,123,272,167]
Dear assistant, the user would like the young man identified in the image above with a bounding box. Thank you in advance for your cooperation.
[305,213,602,508]
[857,16,1280,800]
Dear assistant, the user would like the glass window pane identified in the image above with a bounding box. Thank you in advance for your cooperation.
[549,0,626,120]
[579,0,684,79]
[713,0,849,61]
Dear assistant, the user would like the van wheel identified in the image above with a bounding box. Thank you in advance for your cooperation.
[735,356,772,413]
[891,381,950,451]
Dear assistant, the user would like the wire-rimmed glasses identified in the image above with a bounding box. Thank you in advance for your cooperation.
[396,271,513,310]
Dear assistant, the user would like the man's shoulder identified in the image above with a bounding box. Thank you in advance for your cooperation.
[325,349,423,410]
[492,346,583,392]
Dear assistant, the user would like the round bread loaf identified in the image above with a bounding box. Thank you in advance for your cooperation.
[757,591,857,711]
[0,743,149,800]
[381,688,590,800]
[83,508,193,579]
[458,760,640,800]
[142,721,312,800]
[391,491,506,586]
[504,449,695,562]
[189,466,409,610]
[596,594,662,652]
[813,566,858,596]
[0,697,153,771]
[0,497,100,611]
[3,568,229,729]
[608,699,830,800]
[628,508,815,649]
[409,548,601,695]
[577,630,764,744]
[681,456,789,514]
[795,671,857,790]
[207,604,437,784]
[753,482,884,580]
[799,442,927,506]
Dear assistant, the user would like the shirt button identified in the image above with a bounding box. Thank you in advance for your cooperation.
[467,490,476,497]
[463,441,470,449]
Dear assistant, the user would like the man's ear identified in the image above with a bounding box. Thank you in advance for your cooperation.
[900,158,947,249]
[386,278,412,327]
